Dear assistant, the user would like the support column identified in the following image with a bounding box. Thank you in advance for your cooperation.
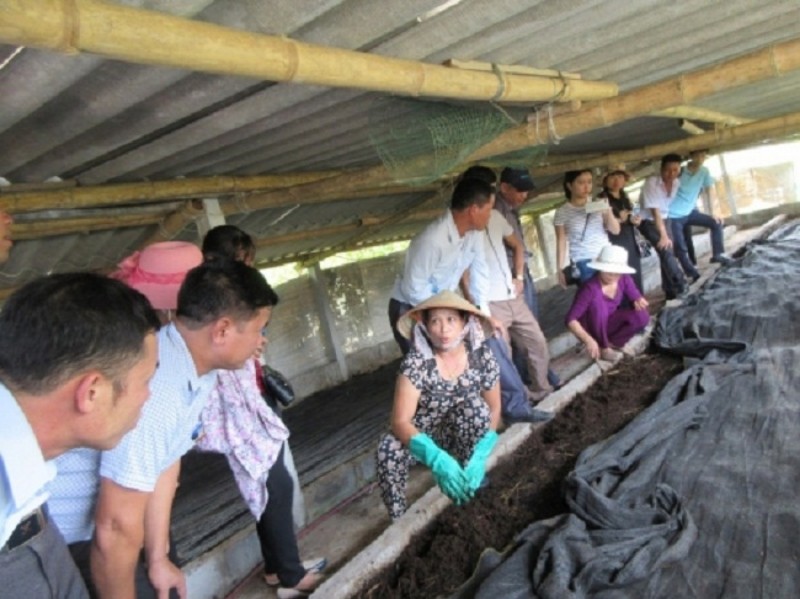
[534,215,555,276]
[309,264,349,383]
[717,154,739,218]
[197,198,227,240]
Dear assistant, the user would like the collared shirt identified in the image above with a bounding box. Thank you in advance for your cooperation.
[484,210,516,302]
[391,210,491,314]
[48,323,218,543]
[669,165,714,218]
[0,383,56,546]
[641,175,680,221]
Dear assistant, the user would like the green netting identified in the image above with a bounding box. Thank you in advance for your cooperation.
[487,144,549,170]
[369,98,519,185]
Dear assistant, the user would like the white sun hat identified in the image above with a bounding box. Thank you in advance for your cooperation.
[588,245,636,274]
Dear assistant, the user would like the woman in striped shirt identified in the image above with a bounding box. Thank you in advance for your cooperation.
[554,169,620,286]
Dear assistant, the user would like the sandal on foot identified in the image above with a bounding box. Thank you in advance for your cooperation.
[276,571,324,598]
[264,557,327,587]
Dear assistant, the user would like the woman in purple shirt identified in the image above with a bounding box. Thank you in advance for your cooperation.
[565,245,650,362]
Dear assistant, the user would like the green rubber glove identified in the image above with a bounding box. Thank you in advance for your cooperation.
[409,433,471,505]
[464,431,499,493]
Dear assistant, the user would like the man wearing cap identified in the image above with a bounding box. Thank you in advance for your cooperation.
[0,273,160,599]
[494,167,561,389]
[639,154,687,300]
[668,149,732,282]
[49,260,274,599]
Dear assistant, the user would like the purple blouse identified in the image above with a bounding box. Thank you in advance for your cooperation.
[565,274,642,325]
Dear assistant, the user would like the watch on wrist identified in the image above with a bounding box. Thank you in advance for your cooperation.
[515,274,524,281]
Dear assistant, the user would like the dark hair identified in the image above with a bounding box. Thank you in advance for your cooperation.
[202,225,256,264]
[0,273,161,395]
[177,260,279,327]
[460,165,497,186]
[422,308,468,324]
[450,177,493,211]
[563,169,592,199]
[660,153,683,169]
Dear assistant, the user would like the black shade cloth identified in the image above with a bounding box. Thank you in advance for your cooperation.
[454,221,800,599]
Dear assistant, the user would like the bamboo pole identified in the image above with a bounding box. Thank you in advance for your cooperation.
[0,172,342,214]
[0,0,618,103]
[214,38,800,222]
[650,106,754,126]
[11,212,164,240]
[530,110,800,177]
[471,37,800,159]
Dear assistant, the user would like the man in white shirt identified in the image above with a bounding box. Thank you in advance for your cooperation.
[0,273,160,599]
[639,154,688,299]
[388,178,546,422]
[388,177,496,354]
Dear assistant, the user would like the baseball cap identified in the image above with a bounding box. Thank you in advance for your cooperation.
[500,167,535,192]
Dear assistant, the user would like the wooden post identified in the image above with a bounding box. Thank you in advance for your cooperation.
[308,264,349,383]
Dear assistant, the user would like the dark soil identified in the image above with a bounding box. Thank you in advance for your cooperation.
[358,353,683,599]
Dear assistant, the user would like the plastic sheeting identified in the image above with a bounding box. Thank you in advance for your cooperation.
[454,220,800,599]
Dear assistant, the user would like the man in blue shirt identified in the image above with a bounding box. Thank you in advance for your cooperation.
[668,149,733,281]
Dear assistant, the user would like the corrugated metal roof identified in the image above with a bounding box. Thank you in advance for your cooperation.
[1,0,799,294]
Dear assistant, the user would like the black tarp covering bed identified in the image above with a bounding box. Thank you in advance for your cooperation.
[454,220,800,599]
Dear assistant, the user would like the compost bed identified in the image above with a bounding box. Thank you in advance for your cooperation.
[359,352,682,599]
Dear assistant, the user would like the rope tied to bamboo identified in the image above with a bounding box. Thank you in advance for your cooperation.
[59,0,80,54]
[490,63,508,102]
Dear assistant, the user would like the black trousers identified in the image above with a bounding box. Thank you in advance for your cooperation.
[256,444,306,587]
[638,219,686,299]
[387,298,413,355]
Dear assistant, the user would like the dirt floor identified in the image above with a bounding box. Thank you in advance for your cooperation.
[357,352,683,599]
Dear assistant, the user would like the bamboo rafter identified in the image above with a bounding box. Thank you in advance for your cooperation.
[0,0,618,103]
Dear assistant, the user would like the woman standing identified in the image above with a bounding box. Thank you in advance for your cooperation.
[600,168,644,294]
[197,226,326,597]
[555,169,621,286]
[376,291,501,520]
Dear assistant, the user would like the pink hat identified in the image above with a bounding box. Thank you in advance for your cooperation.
[111,241,203,310]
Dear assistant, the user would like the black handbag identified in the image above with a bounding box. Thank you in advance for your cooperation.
[562,214,590,286]
[562,261,581,286]
[261,364,295,407]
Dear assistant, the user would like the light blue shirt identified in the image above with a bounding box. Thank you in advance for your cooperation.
[391,210,491,314]
[48,324,218,543]
[0,383,56,546]
[669,165,714,218]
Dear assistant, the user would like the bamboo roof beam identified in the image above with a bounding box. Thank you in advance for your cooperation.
[213,37,800,221]
[0,0,617,103]
[10,212,165,240]
[472,37,800,160]
[650,106,754,127]
[0,172,343,215]
[530,110,800,177]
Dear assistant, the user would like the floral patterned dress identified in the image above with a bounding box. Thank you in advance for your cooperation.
[376,339,499,519]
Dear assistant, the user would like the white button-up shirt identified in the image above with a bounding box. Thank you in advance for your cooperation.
[641,175,681,221]
[392,210,491,314]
